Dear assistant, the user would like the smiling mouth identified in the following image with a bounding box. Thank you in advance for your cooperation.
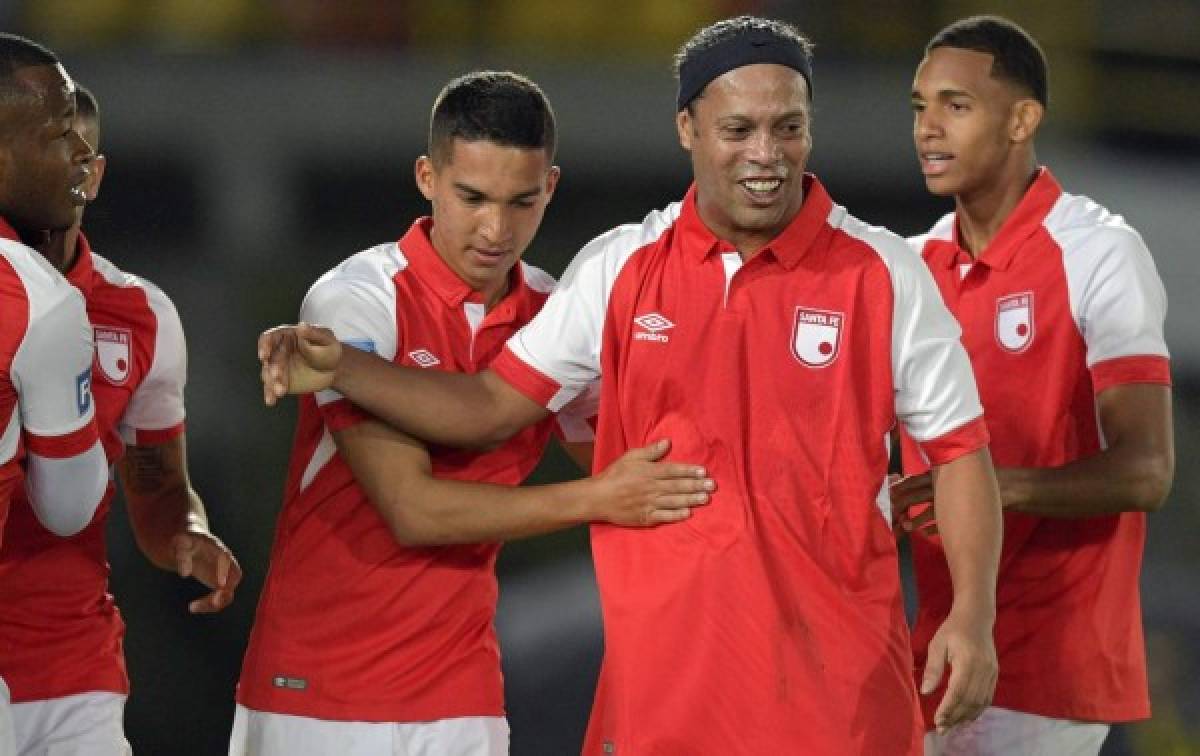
[920,153,954,175]
[738,178,785,201]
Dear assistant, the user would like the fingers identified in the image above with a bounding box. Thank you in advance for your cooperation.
[172,533,194,579]
[890,472,934,512]
[189,587,234,615]
[929,636,996,735]
[921,635,947,697]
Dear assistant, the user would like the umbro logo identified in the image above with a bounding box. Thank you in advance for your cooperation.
[633,312,674,343]
[408,349,441,368]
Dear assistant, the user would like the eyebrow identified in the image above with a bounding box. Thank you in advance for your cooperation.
[912,87,974,100]
[452,181,542,201]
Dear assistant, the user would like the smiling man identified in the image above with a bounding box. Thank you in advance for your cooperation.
[233,71,712,756]
[898,16,1173,755]
[258,18,1003,754]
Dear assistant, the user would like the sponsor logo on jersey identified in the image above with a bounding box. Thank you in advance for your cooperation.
[408,349,441,368]
[94,326,132,386]
[995,292,1034,353]
[271,675,308,691]
[791,307,843,368]
[633,312,674,343]
[75,367,92,416]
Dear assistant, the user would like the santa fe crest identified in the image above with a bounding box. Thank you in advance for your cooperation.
[94,326,132,385]
[791,307,844,368]
[995,292,1034,353]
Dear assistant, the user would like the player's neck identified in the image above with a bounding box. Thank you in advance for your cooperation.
[37,225,81,272]
[954,158,1039,258]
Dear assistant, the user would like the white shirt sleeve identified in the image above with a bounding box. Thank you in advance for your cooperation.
[1060,224,1169,367]
[881,237,984,446]
[12,274,108,535]
[120,283,187,443]
[299,245,401,407]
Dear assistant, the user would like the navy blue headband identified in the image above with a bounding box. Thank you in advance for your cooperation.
[677,30,813,111]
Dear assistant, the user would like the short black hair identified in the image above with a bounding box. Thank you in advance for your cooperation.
[673,15,813,107]
[927,15,1048,107]
[0,33,61,109]
[428,71,556,166]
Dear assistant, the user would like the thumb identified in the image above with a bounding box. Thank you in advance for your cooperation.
[922,639,947,695]
[635,438,671,462]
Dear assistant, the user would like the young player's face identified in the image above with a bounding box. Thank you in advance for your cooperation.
[911,47,1020,198]
[417,139,558,302]
[0,64,91,235]
[677,63,811,253]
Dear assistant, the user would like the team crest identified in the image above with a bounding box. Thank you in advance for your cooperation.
[791,307,843,368]
[94,326,132,385]
[995,292,1034,353]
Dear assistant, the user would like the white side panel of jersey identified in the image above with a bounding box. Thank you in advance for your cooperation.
[519,260,557,296]
[302,243,405,407]
[838,209,984,444]
[505,202,681,412]
[4,243,96,442]
[1046,192,1170,368]
[109,268,189,443]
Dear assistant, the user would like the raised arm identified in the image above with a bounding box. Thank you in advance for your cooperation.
[335,419,712,546]
[118,434,241,613]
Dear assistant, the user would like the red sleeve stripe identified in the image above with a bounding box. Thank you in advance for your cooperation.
[25,419,100,458]
[917,416,990,467]
[1091,355,1171,395]
[133,422,186,446]
[490,347,562,408]
[318,397,369,433]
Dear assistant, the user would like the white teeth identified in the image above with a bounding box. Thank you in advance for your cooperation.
[743,179,782,192]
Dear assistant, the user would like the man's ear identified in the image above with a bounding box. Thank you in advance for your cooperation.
[676,108,694,152]
[1010,99,1044,144]
[415,155,436,201]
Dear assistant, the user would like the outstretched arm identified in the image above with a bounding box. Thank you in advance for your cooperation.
[335,419,713,546]
[118,434,242,614]
[260,323,547,448]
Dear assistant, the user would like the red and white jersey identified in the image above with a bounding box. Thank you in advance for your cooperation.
[0,232,188,702]
[904,168,1170,724]
[490,176,988,755]
[0,220,100,541]
[238,218,594,724]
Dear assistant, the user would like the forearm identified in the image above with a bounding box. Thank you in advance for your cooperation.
[334,349,540,448]
[933,448,1002,618]
[120,440,210,571]
[382,476,600,546]
[999,446,1173,517]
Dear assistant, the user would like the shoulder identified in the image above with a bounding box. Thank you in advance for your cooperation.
[566,201,682,283]
[1044,190,1152,265]
[831,206,927,280]
[306,242,407,308]
[518,260,556,295]
[0,239,75,311]
[906,211,956,255]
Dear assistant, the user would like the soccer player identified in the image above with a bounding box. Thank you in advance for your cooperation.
[260,18,1004,754]
[233,71,713,756]
[896,15,1174,755]
[0,84,242,756]
[0,34,110,753]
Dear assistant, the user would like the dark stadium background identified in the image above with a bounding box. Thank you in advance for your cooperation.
[3,2,1198,753]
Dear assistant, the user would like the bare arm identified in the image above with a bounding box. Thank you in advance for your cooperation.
[260,324,547,448]
[334,420,712,546]
[892,384,1173,522]
[1000,384,1173,516]
[117,434,242,614]
[920,447,1002,734]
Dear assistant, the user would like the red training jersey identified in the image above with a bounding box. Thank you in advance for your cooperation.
[492,177,989,754]
[237,218,595,723]
[904,168,1170,724]
[0,232,188,702]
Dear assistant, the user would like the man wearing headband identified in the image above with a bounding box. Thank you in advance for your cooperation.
[258,16,1002,753]
[896,16,1172,754]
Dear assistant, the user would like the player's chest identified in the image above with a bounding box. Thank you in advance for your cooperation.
[393,300,526,374]
[933,260,1084,372]
[609,257,893,401]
